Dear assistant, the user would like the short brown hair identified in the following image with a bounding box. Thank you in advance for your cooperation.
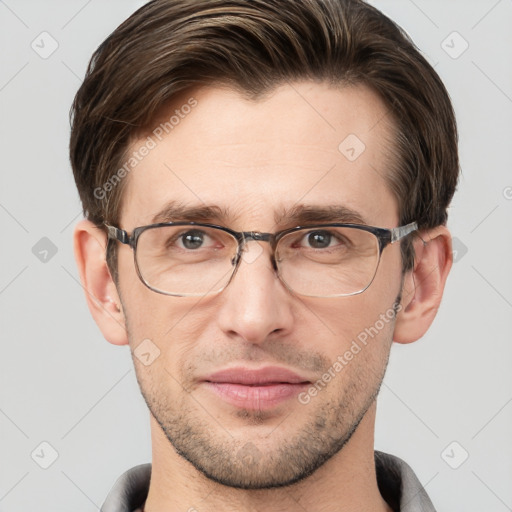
[69,0,459,278]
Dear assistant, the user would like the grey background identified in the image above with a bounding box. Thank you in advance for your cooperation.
[1,0,511,510]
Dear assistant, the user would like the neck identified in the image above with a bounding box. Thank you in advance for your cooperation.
[143,403,392,512]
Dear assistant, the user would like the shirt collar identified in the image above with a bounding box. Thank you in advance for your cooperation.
[101,451,436,512]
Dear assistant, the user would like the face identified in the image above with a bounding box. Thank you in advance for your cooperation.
[116,81,403,489]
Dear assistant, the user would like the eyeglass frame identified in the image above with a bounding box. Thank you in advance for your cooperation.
[104,220,419,298]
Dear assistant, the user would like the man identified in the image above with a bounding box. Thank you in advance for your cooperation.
[70,0,458,510]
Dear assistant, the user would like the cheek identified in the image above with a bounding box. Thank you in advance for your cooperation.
[303,266,400,386]
[117,247,183,327]
[123,295,210,354]
[308,284,398,347]
[120,292,217,394]
[327,315,395,400]
[126,299,211,406]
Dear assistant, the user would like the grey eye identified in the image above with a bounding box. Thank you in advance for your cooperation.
[180,230,206,250]
[306,231,332,249]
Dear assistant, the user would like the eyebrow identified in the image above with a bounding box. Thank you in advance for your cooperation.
[150,200,368,227]
[274,204,368,226]
[151,201,236,224]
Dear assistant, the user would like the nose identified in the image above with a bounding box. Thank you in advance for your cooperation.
[216,240,295,344]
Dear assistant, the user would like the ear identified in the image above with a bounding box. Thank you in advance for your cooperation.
[73,219,128,346]
[393,225,453,344]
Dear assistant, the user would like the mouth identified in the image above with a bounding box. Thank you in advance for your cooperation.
[202,366,311,410]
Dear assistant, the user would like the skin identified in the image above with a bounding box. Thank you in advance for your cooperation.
[74,81,452,512]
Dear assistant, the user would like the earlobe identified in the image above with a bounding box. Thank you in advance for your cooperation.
[393,226,453,344]
[73,219,128,346]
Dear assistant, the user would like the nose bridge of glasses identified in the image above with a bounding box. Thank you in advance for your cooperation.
[236,231,278,271]
[241,231,272,243]
[240,231,274,250]
[239,231,276,256]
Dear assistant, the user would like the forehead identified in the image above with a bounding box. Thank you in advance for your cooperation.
[120,81,398,230]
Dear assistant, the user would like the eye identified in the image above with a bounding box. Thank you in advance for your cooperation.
[174,229,215,250]
[304,231,333,249]
[298,230,345,249]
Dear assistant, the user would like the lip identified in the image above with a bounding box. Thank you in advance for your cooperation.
[202,366,311,410]
[204,366,310,385]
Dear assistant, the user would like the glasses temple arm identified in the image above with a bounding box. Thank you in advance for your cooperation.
[390,221,418,243]
[105,224,130,244]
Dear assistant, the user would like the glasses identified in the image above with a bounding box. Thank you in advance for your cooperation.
[105,221,418,298]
